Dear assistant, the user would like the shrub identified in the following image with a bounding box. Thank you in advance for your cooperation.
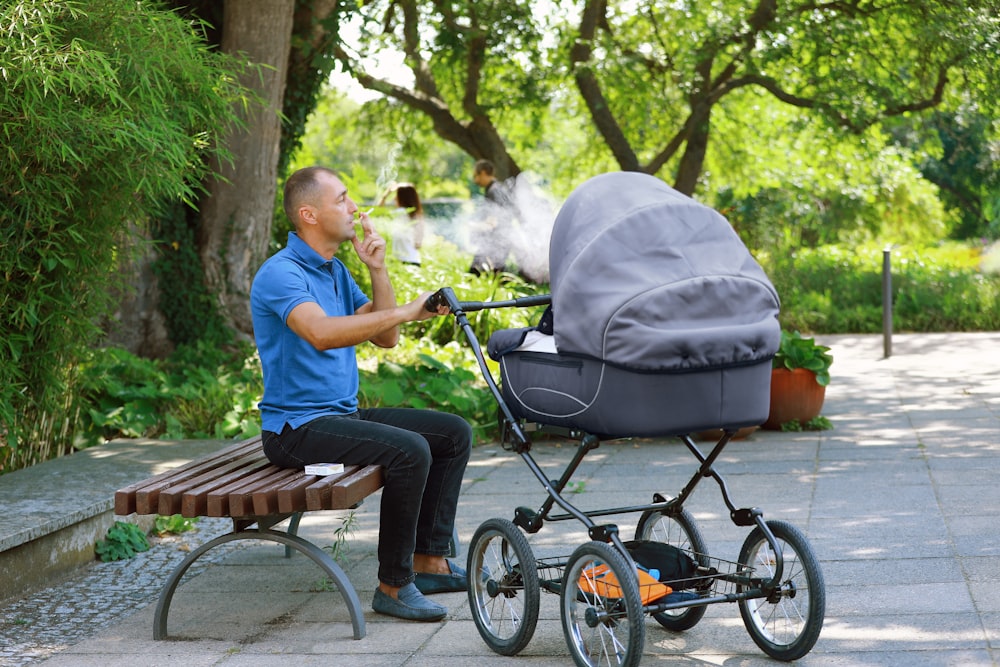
[0,0,250,471]
[74,341,263,447]
[763,242,1000,333]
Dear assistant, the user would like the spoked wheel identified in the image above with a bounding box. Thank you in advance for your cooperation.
[561,541,644,667]
[635,507,710,631]
[467,518,540,655]
[737,520,825,661]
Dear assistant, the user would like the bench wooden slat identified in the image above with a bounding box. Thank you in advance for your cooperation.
[175,458,274,517]
[154,453,266,516]
[310,464,384,510]
[115,438,261,515]
[274,466,359,514]
[250,468,309,516]
[116,436,385,520]
[205,465,298,518]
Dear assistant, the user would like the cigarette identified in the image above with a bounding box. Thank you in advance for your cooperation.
[363,208,374,216]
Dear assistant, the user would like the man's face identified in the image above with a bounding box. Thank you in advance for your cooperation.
[473,170,489,188]
[311,172,358,242]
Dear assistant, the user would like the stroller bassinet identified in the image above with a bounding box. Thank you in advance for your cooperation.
[487,172,780,438]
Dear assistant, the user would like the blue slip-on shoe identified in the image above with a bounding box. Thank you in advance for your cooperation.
[413,560,469,595]
[372,582,447,622]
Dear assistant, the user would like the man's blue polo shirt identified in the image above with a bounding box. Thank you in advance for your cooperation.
[250,232,370,432]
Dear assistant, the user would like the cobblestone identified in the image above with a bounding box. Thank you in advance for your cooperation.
[0,518,241,666]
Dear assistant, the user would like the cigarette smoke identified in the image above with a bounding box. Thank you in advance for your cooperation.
[369,142,557,284]
[434,171,556,284]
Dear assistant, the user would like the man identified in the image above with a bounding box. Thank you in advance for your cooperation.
[250,166,473,622]
[468,159,515,276]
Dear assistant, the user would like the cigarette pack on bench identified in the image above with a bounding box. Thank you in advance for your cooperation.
[304,463,345,476]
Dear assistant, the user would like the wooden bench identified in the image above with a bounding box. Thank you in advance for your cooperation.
[115,435,383,640]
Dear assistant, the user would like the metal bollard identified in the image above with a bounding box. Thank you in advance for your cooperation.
[882,247,892,358]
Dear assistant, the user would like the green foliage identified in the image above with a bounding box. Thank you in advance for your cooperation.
[359,352,499,442]
[316,511,359,591]
[324,511,358,564]
[780,416,834,432]
[95,521,150,562]
[153,514,199,536]
[773,331,834,387]
[75,341,263,447]
[765,243,1000,334]
[151,202,231,346]
[887,107,1000,241]
[0,0,250,471]
[714,119,951,248]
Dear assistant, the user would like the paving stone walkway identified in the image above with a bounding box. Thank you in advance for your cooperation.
[2,332,998,666]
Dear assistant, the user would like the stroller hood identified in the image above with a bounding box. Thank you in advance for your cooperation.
[548,172,780,371]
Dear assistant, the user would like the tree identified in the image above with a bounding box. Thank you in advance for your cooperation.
[149,0,340,343]
[195,0,295,339]
[888,106,1000,240]
[567,0,1000,195]
[329,0,555,180]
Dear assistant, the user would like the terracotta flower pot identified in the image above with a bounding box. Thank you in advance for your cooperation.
[763,367,826,430]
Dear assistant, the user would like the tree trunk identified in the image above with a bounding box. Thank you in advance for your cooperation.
[102,222,173,359]
[673,108,710,196]
[572,0,640,172]
[197,0,295,339]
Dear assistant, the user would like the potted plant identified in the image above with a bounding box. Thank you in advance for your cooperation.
[763,330,833,430]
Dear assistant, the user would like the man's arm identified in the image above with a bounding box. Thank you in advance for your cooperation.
[352,213,400,348]
[363,264,399,348]
[285,296,432,351]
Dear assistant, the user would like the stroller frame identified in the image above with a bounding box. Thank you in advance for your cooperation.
[429,287,825,667]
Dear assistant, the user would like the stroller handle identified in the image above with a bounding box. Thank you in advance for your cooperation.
[424,286,550,452]
[425,287,550,314]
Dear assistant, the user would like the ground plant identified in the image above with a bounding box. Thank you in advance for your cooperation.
[95,521,150,562]
[153,514,200,537]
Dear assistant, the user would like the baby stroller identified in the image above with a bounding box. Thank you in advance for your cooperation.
[427,172,824,666]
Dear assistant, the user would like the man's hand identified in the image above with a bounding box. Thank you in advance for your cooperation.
[351,211,386,269]
[411,291,450,321]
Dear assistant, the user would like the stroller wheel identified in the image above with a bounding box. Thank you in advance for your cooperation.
[737,520,825,661]
[561,541,644,667]
[467,518,540,656]
[635,507,710,631]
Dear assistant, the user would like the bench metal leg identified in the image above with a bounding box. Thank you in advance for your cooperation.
[153,527,366,641]
[284,512,303,558]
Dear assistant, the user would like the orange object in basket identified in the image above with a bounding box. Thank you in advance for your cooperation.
[579,564,672,605]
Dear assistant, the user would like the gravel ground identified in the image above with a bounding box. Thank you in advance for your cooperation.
[0,518,243,666]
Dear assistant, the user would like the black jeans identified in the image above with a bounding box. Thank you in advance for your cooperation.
[262,408,472,587]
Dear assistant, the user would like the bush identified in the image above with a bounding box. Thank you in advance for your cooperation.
[764,242,1000,333]
[75,341,263,447]
[0,0,250,472]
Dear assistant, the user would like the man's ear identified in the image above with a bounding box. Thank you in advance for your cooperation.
[298,205,316,226]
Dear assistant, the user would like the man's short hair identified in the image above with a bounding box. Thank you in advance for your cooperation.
[474,159,495,176]
[283,166,337,227]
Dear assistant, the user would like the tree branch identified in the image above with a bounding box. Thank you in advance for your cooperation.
[571,0,640,171]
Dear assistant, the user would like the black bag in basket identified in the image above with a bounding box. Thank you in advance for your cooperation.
[624,540,701,590]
